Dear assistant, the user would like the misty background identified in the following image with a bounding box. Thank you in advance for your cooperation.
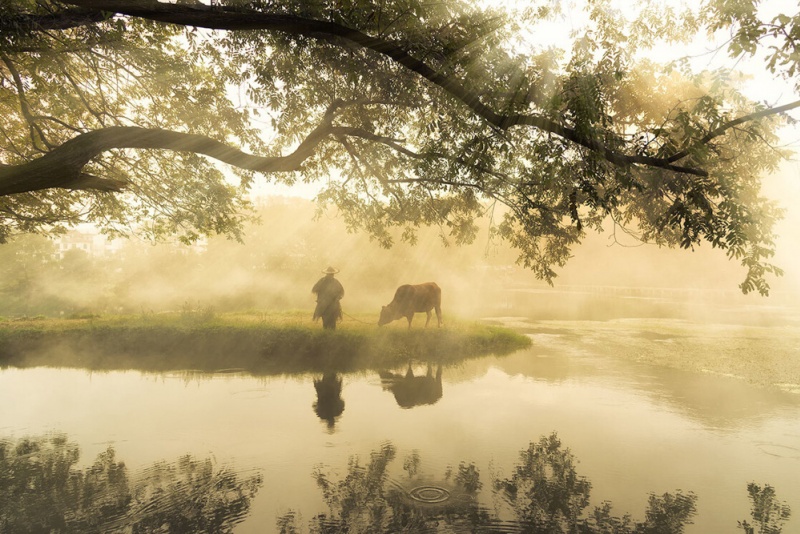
[3,157,799,326]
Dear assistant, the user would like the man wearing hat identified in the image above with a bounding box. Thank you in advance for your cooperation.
[312,266,345,329]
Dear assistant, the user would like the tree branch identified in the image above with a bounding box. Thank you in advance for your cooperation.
[0,114,339,196]
[0,54,53,152]
[62,0,714,175]
[4,0,788,180]
[0,7,111,32]
[666,99,800,163]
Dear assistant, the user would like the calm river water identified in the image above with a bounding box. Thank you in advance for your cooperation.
[1,318,799,533]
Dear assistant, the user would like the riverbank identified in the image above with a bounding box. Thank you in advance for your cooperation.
[0,312,531,375]
[498,317,800,394]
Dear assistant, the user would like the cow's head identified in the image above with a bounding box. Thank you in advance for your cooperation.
[378,305,394,326]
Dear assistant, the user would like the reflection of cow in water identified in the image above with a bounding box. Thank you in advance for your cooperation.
[378,282,442,328]
[379,364,443,408]
[313,373,345,430]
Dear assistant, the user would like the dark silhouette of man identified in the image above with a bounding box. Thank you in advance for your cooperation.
[313,372,345,431]
[312,266,344,329]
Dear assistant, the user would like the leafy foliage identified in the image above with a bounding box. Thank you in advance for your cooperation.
[704,0,800,91]
[0,0,797,293]
[0,0,256,242]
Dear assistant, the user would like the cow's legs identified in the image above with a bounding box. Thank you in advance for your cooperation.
[406,314,413,329]
[425,310,432,327]
[435,305,442,327]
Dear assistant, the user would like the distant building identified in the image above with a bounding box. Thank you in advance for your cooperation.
[53,230,124,260]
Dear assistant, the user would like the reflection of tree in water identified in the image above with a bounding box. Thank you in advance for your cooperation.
[313,373,345,431]
[0,434,262,533]
[277,443,488,533]
[278,432,791,534]
[379,363,443,408]
[312,443,399,532]
[738,483,792,534]
[495,433,698,533]
[495,432,591,531]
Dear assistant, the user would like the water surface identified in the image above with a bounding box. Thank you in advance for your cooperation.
[1,321,798,532]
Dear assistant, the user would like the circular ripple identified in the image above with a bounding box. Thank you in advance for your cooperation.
[409,485,451,503]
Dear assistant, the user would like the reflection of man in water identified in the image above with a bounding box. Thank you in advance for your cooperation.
[313,373,345,431]
[312,266,344,330]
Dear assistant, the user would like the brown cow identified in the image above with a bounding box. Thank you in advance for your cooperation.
[378,282,442,328]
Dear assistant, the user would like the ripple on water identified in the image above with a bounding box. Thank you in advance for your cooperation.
[756,442,800,459]
[409,485,451,503]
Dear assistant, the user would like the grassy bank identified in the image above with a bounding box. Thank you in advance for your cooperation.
[0,311,531,375]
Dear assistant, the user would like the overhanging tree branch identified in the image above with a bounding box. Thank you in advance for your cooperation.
[0,6,111,33]
[0,99,384,196]
[0,53,53,152]
[666,99,800,163]
[0,124,337,196]
[0,1,778,178]
[0,0,788,295]
[56,0,719,176]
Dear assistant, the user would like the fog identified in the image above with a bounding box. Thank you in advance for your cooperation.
[2,196,514,319]
[3,159,800,325]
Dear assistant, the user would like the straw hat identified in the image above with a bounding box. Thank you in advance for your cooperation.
[322,266,340,274]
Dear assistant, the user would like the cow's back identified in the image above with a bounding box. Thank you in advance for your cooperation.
[397,282,440,313]
[392,284,416,306]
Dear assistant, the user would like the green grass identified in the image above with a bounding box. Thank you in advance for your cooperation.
[0,311,531,375]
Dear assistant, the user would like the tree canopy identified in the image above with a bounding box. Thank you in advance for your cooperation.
[0,0,797,293]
